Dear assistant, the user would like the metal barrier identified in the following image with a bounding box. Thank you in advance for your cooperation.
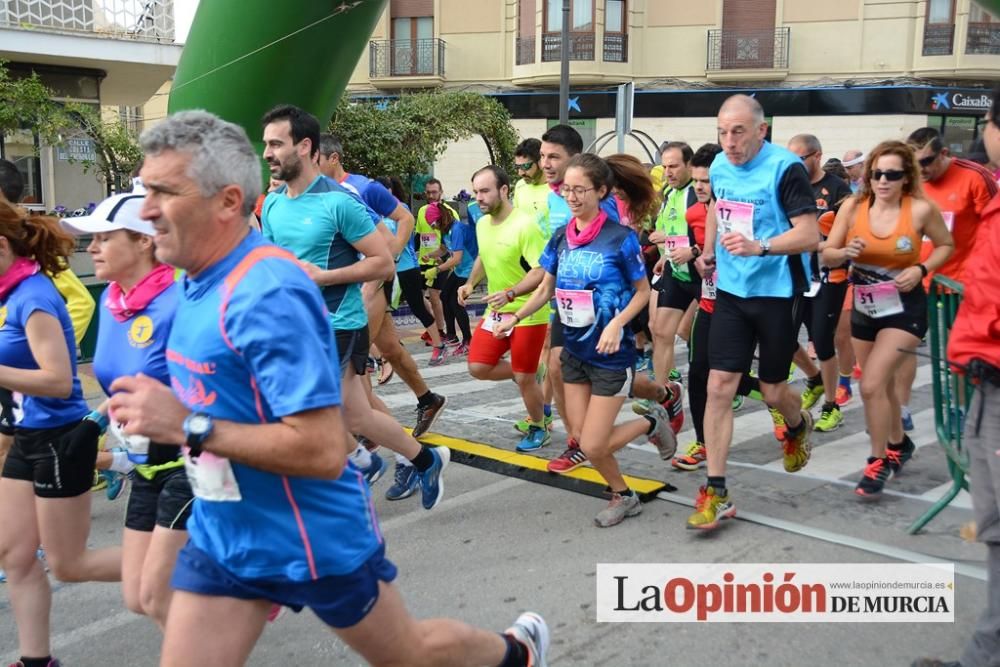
[908,275,973,534]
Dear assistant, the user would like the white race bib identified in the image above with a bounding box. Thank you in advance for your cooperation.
[664,235,690,267]
[183,450,242,501]
[480,309,515,337]
[716,199,755,240]
[701,271,718,301]
[109,419,151,464]
[420,233,439,251]
[804,281,822,298]
[854,281,904,319]
[11,391,24,425]
[555,288,596,327]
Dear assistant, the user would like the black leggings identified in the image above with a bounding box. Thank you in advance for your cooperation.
[688,307,760,445]
[396,268,436,329]
[442,273,471,343]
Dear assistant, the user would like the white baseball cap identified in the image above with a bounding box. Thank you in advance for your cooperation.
[61,192,155,236]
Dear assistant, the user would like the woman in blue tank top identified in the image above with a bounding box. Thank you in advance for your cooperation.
[63,192,193,630]
[0,200,121,667]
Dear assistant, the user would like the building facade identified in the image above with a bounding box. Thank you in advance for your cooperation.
[1,0,182,209]
[345,0,1000,195]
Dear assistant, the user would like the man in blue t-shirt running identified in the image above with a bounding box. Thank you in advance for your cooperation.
[687,95,820,532]
[261,105,448,511]
[109,110,548,667]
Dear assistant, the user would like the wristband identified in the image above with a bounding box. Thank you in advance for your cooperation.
[505,289,516,303]
[85,410,109,433]
[512,313,522,324]
[917,263,929,278]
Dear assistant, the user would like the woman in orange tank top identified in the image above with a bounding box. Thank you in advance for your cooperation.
[823,140,952,499]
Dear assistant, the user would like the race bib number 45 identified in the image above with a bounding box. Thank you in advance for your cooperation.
[555,288,596,328]
[481,310,515,336]
[716,200,755,240]
[854,281,903,319]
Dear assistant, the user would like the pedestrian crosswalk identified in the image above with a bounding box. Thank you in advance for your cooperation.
[376,318,970,509]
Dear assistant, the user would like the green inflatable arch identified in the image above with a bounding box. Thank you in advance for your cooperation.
[168,0,387,156]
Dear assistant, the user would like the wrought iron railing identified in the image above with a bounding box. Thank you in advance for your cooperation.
[369,38,446,78]
[516,36,535,65]
[707,27,789,70]
[0,0,175,42]
[966,22,1000,54]
[603,32,627,62]
[541,32,595,62]
[922,23,955,56]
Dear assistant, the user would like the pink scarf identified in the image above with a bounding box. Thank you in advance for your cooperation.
[0,257,40,300]
[105,264,176,322]
[566,211,609,249]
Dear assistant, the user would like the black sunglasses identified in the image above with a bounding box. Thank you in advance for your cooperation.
[871,169,906,182]
[918,152,940,168]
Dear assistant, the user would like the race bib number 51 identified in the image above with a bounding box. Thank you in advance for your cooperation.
[716,199,755,240]
[854,281,903,319]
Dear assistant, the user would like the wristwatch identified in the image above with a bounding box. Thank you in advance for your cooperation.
[759,239,771,256]
[691,245,702,259]
[183,412,214,458]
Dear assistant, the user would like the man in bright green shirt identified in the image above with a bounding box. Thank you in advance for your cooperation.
[511,138,550,221]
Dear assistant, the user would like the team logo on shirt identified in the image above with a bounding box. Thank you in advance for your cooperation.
[895,236,914,254]
[128,315,155,348]
[0,306,6,330]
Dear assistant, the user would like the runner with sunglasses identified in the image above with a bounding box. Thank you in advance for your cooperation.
[822,140,953,499]
[512,138,549,219]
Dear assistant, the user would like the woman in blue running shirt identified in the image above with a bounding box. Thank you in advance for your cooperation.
[63,192,193,629]
[497,154,676,528]
[0,200,121,667]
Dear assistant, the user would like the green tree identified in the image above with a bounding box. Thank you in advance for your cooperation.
[1,61,141,194]
[330,91,519,197]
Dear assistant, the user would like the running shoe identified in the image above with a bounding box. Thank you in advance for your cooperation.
[449,342,470,358]
[429,345,447,367]
[732,395,745,411]
[412,393,447,438]
[516,426,551,452]
[362,454,386,486]
[782,410,813,473]
[671,441,706,471]
[686,485,736,531]
[514,415,553,434]
[646,403,678,460]
[366,356,377,374]
[421,330,433,346]
[377,360,394,385]
[90,470,107,492]
[101,470,127,501]
[8,661,61,666]
[267,604,288,623]
[852,363,862,380]
[769,407,787,441]
[594,492,642,527]
[632,382,684,435]
[505,612,550,667]
[385,461,419,500]
[814,404,844,433]
[886,435,916,476]
[443,335,461,347]
[901,406,915,432]
[0,568,5,583]
[547,439,587,473]
[855,456,890,499]
[419,446,450,510]
[800,381,825,411]
[667,368,682,384]
[835,384,853,407]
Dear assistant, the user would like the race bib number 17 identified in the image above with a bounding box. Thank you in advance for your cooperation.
[716,200,755,240]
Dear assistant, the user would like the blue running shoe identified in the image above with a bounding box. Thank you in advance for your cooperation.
[901,406,914,432]
[516,426,551,452]
[419,447,450,510]
[0,568,5,583]
[101,471,127,501]
[362,454,386,486]
[385,461,419,501]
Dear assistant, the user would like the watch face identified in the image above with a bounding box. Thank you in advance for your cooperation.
[189,414,211,435]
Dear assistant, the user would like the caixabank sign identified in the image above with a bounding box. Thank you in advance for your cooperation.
[930,90,993,112]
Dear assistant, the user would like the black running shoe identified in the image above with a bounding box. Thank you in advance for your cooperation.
[413,393,447,438]
[886,435,916,476]
[855,457,890,499]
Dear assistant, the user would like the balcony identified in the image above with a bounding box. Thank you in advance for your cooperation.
[603,33,627,63]
[541,32,595,62]
[0,0,175,42]
[966,22,1000,55]
[369,38,446,87]
[516,36,535,65]
[922,23,955,56]
[707,27,789,72]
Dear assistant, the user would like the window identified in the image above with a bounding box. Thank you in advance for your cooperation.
[518,0,537,64]
[922,0,955,55]
[970,4,998,23]
[606,0,624,33]
[604,0,627,62]
[926,0,954,24]
[545,0,594,33]
[391,16,434,75]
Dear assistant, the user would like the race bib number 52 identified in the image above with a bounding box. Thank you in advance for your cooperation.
[555,288,597,327]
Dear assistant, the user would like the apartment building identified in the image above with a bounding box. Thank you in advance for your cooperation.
[0,0,182,208]
[346,0,1000,194]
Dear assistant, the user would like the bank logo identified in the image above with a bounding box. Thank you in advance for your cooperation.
[932,90,992,111]
[931,92,951,111]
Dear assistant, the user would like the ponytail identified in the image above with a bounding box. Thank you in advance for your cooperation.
[0,200,76,276]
